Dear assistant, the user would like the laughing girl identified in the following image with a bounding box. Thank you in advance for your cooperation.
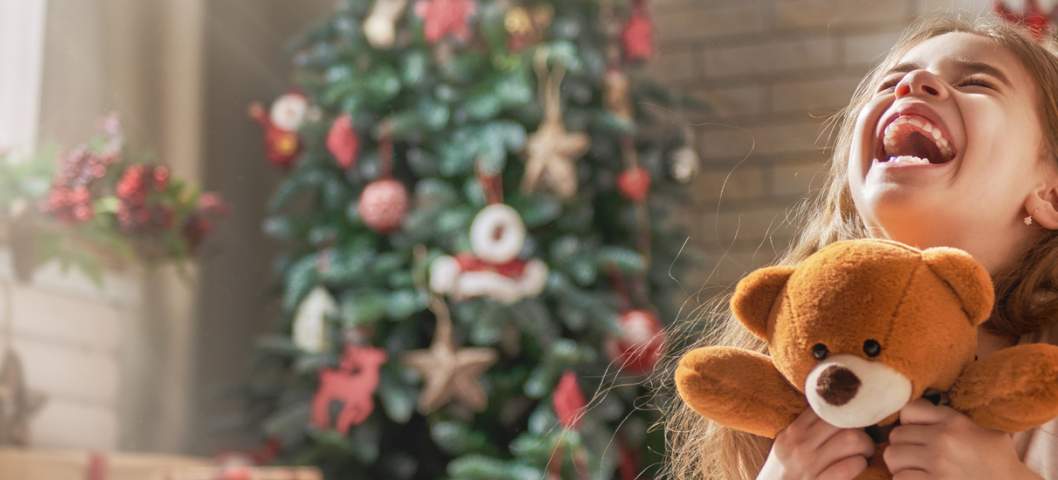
[663,15,1058,480]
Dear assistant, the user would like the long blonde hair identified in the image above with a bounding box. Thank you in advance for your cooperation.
[655,14,1058,479]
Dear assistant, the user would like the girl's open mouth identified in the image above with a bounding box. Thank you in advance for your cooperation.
[873,113,958,167]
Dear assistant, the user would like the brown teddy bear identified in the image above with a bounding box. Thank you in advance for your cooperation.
[675,238,1058,479]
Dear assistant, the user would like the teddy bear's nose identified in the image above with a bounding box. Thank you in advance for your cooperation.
[816,365,861,406]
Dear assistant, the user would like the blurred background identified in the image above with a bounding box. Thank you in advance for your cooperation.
[0,0,1006,478]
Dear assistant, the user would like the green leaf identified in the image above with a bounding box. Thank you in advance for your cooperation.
[339,289,389,327]
[400,51,429,85]
[283,255,319,313]
[385,289,424,320]
[430,421,489,456]
[596,247,646,274]
[378,366,416,423]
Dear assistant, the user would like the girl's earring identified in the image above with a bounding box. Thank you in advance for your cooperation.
[1025,215,1034,226]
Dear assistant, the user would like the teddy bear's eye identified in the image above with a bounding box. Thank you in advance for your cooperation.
[863,339,882,357]
[811,343,829,360]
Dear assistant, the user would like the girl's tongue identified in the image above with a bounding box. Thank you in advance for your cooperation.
[882,116,954,164]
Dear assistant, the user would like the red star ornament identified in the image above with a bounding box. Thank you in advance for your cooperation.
[311,345,387,433]
[414,0,477,44]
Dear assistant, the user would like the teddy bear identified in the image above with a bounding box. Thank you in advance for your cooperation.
[675,238,1058,479]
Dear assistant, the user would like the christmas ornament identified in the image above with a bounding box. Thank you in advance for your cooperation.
[523,53,591,199]
[621,0,654,62]
[364,0,409,48]
[429,204,549,304]
[605,309,664,375]
[248,92,308,169]
[293,287,336,353]
[552,370,586,430]
[504,4,553,51]
[670,144,700,183]
[311,345,387,434]
[994,0,1057,40]
[326,114,360,170]
[358,178,409,233]
[0,349,47,446]
[402,303,497,413]
[617,166,651,202]
[414,0,477,44]
[604,68,634,125]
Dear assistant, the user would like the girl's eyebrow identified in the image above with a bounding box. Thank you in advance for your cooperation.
[884,60,1012,88]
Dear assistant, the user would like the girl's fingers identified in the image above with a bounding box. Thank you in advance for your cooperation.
[899,398,955,425]
[816,455,868,480]
[882,444,933,474]
[892,470,931,480]
[802,414,843,449]
[788,407,820,432]
[813,429,875,475]
[888,424,933,446]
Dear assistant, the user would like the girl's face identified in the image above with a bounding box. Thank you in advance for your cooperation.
[848,32,1057,273]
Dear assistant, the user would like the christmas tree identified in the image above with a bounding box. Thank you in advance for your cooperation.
[246,0,705,478]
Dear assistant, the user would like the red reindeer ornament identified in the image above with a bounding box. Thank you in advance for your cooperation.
[311,345,387,433]
[249,92,309,169]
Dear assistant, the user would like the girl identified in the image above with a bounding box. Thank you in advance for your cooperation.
[660,14,1058,480]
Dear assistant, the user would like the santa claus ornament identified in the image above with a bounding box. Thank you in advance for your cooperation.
[429,203,549,304]
[994,0,1058,41]
[364,0,409,48]
[605,309,664,375]
[311,345,387,434]
[248,92,309,169]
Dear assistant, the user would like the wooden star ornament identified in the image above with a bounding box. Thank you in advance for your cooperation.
[522,51,591,200]
[402,298,497,414]
[0,349,47,446]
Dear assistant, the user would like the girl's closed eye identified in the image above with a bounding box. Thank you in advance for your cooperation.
[957,76,998,90]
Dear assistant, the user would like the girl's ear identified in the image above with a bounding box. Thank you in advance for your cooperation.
[1025,180,1058,230]
[730,265,795,340]
[922,247,995,326]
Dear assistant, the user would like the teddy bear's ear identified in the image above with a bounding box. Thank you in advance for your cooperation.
[922,247,995,326]
[730,265,796,340]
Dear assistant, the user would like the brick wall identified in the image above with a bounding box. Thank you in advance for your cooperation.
[651,0,990,287]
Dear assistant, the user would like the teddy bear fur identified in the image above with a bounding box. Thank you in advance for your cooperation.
[675,238,1058,479]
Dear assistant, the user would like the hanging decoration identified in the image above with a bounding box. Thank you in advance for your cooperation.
[248,92,309,169]
[522,50,591,199]
[621,0,654,62]
[430,170,548,304]
[617,166,651,202]
[552,370,586,430]
[504,3,554,51]
[402,295,497,414]
[605,309,664,375]
[364,0,410,48]
[311,345,388,434]
[293,287,336,353]
[326,114,360,170]
[414,0,478,44]
[994,0,1057,41]
[357,132,409,233]
[604,67,634,126]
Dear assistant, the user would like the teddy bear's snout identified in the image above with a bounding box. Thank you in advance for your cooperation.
[804,354,912,428]
[815,365,861,406]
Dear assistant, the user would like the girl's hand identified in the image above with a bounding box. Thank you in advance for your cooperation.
[884,399,1042,480]
[757,408,875,480]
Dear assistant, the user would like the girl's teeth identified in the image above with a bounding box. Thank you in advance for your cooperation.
[886,155,931,165]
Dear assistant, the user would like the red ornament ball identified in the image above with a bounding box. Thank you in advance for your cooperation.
[358,179,409,233]
[617,166,651,202]
[606,309,664,375]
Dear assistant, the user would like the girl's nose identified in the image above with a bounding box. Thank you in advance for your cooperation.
[895,70,948,100]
